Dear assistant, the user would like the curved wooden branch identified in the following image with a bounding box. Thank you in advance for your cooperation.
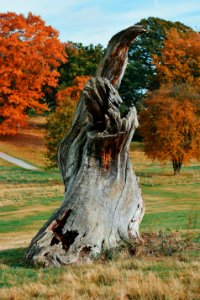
[96,25,146,89]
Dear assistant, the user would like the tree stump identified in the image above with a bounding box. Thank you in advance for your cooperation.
[26,25,146,267]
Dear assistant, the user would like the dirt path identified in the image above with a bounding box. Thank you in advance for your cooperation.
[0,152,39,170]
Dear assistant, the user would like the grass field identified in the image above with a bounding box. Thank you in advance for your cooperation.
[0,124,199,299]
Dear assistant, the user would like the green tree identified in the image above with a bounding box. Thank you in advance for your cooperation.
[119,17,192,110]
[45,97,76,168]
[45,76,90,168]
[46,42,104,110]
[59,42,104,88]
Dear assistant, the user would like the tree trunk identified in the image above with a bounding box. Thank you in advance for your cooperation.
[26,25,146,267]
[172,159,182,176]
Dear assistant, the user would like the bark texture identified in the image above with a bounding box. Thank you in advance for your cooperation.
[26,25,146,267]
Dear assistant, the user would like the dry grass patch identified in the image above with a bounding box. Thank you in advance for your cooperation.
[0,253,199,300]
[0,231,36,250]
[0,159,13,167]
[0,116,47,168]
[0,185,63,206]
[1,272,199,300]
[0,204,59,220]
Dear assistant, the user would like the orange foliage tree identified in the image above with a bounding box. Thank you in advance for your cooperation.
[140,29,200,175]
[140,85,200,175]
[0,12,66,135]
[45,76,90,168]
[56,75,91,103]
[154,28,200,86]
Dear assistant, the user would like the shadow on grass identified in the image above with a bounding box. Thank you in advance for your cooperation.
[0,247,29,268]
[0,248,42,288]
[0,248,66,288]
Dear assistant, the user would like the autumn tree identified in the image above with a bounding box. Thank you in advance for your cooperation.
[140,29,200,175]
[154,28,200,86]
[153,27,200,110]
[56,75,91,103]
[45,76,90,168]
[140,85,200,175]
[0,12,66,135]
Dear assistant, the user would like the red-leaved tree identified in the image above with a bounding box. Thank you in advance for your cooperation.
[0,12,66,134]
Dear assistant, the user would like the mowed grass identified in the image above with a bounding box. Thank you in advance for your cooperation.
[130,143,200,232]
[0,165,64,250]
[0,140,199,299]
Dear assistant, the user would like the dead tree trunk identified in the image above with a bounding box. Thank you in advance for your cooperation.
[26,25,146,267]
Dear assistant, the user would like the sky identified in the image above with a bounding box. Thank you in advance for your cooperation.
[0,0,199,46]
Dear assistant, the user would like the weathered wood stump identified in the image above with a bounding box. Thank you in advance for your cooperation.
[26,25,145,267]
